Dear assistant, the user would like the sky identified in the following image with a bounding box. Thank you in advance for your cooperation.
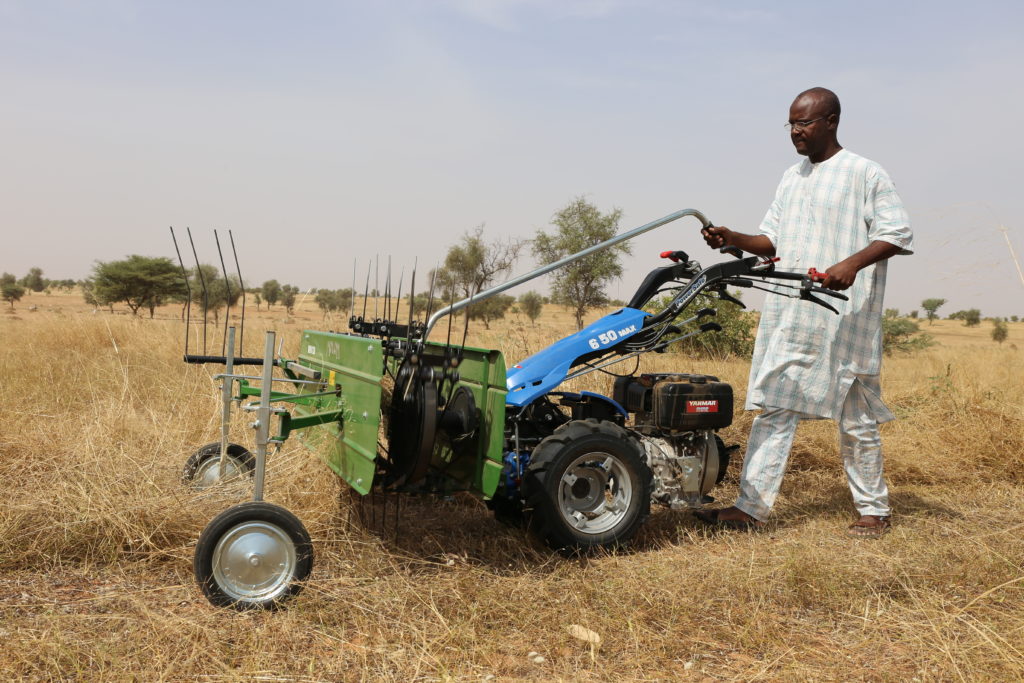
[2,0,1023,317]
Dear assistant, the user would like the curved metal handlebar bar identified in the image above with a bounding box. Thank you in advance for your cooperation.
[423,208,712,339]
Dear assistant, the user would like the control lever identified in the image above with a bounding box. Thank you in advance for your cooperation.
[659,250,689,263]
[799,289,840,315]
[717,289,746,309]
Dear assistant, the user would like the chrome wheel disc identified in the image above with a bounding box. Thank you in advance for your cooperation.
[193,456,247,489]
[211,521,297,603]
[558,451,633,535]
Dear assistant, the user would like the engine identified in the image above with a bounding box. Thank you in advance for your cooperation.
[639,430,724,508]
[613,373,734,509]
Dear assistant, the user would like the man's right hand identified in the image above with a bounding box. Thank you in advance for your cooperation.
[700,227,777,257]
[701,226,733,250]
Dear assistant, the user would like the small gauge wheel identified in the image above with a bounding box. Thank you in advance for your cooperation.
[194,502,313,610]
[181,442,255,489]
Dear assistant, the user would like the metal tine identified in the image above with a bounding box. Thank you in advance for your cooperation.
[229,230,246,357]
[374,255,379,322]
[395,267,404,319]
[186,227,209,354]
[400,263,420,402]
[460,290,472,353]
[384,258,393,325]
[406,258,417,343]
[361,260,371,321]
[424,263,438,323]
[170,227,193,357]
[393,267,404,332]
[444,286,455,357]
[214,230,232,356]
[349,257,357,323]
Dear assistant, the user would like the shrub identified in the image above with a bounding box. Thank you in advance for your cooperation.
[882,316,936,355]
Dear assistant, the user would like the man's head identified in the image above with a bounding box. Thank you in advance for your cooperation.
[788,87,841,162]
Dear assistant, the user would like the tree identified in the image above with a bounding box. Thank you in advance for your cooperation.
[91,255,187,317]
[519,291,544,325]
[81,279,96,307]
[2,272,26,309]
[434,225,521,303]
[468,294,515,329]
[280,284,300,314]
[1011,315,1019,323]
[315,288,354,320]
[992,319,1009,344]
[962,309,981,327]
[533,197,628,330]
[189,264,242,326]
[921,298,946,325]
[884,308,900,319]
[261,280,281,309]
[22,267,45,293]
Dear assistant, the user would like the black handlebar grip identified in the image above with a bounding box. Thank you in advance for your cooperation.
[183,355,266,365]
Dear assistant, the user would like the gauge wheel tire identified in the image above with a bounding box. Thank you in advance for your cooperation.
[181,442,255,488]
[194,502,313,610]
[524,419,652,551]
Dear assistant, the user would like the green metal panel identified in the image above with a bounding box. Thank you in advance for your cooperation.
[295,331,383,495]
[291,329,507,499]
[416,342,506,497]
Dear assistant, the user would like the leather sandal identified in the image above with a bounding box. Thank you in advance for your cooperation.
[846,515,891,538]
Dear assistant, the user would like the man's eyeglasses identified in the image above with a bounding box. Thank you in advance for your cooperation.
[784,117,827,131]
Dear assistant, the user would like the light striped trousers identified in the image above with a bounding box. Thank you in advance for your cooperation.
[734,381,890,522]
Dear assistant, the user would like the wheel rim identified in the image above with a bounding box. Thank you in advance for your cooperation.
[193,456,248,489]
[557,451,634,535]
[211,521,297,603]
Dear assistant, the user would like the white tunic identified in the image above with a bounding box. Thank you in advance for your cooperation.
[746,149,914,420]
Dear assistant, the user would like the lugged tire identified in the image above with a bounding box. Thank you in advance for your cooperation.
[524,418,652,550]
[181,442,255,488]
[194,502,313,610]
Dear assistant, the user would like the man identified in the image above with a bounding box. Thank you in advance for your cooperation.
[697,87,913,537]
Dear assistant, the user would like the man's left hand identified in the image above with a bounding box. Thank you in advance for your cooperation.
[822,260,859,290]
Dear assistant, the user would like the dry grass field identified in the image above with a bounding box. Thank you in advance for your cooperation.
[1,290,1022,681]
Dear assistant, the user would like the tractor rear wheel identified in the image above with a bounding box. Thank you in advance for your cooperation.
[181,442,254,489]
[194,502,313,610]
[524,419,651,551]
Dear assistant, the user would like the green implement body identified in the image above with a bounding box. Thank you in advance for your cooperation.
[291,330,507,498]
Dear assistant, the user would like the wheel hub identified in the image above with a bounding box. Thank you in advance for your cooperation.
[212,521,296,602]
[558,452,633,535]
[193,456,246,489]
[564,467,609,513]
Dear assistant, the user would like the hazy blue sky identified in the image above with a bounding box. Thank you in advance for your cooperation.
[2,0,1023,316]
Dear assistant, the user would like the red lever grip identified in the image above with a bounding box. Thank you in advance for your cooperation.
[660,250,685,262]
[807,268,827,282]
